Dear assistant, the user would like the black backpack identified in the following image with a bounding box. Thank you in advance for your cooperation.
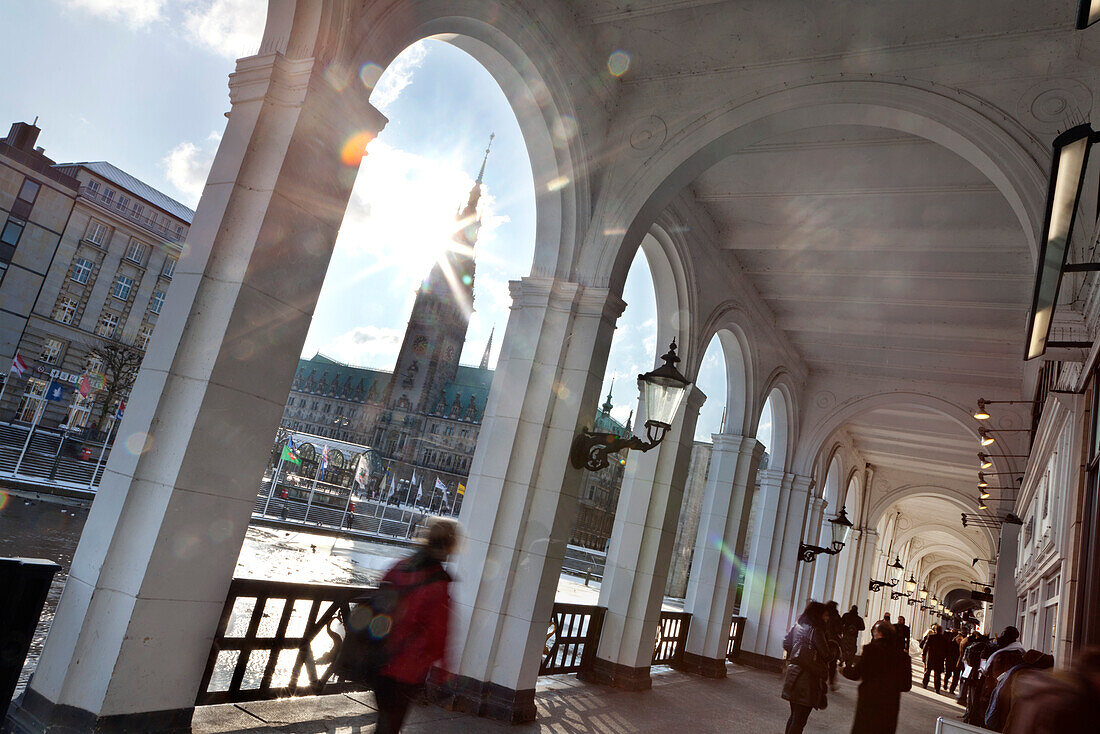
[333,565,448,687]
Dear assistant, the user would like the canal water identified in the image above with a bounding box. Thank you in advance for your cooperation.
[2,489,611,700]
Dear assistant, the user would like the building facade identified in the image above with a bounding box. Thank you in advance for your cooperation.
[0,122,78,375]
[0,121,192,437]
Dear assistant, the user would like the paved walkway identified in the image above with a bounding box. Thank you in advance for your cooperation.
[192,662,965,733]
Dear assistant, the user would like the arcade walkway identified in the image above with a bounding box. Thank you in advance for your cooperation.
[192,664,961,734]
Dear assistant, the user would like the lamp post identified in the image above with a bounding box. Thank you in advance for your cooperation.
[797,507,854,562]
[891,574,917,600]
[869,555,904,592]
[570,339,691,471]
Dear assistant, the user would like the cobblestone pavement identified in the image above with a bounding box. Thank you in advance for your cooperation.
[193,661,965,734]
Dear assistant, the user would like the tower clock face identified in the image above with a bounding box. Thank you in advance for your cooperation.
[413,336,429,355]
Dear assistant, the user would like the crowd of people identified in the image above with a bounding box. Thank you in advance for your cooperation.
[781,601,1100,734]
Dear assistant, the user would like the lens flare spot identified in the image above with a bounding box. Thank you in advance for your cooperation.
[0,490,8,509]
[125,432,154,455]
[341,131,375,167]
[552,115,578,147]
[369,614,392,639]
[359,62,384,90]
[603,227,627,237]
[461,274,473,285]
[608,50,631,77]
[618,457,627,466]
[546,176,570,192]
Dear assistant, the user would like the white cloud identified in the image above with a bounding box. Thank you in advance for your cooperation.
[183,0,265,59]
[321,326,404,366]
[161,132,219,206]
[370,42,428,112]
[62,0,166,28]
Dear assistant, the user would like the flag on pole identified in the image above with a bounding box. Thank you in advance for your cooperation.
[385,472,396,500]
[10,354,26,377]
[441,486,451,512]
[78,371,106,398]
[353,453,369,489]
[416,479,423,504]
[318,445,329,479]
[458,483,466,496]
[281,436,301,465]
[114,400,126,420]
[44,380,68,402]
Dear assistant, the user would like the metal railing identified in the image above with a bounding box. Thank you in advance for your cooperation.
[653,611,691,666]
[727,615,746,662]
[196,578,369,705]
[79,186,185,243]
[540,603,606,675]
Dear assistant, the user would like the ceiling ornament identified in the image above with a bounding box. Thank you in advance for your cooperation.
[1018,79,1092,134]
[630,114,668,151]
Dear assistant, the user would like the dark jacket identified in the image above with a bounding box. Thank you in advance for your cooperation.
[841,611,865,635]
[782,620,830,709]
[378,551,452,685]
[843,637,912,734]
[895,623,910,650]
[921,631,951,665]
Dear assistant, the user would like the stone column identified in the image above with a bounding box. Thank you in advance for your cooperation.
[990,522,1021,632]
[681,433,764,677]
[436,277,623,723]
[584,386,705,690]
[16,53,386,731]
[804,496,828,603]
[742,473,813,663]
[854,528,878,643]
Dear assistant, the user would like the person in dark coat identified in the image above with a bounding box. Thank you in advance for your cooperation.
[984,650,1054,731]
[373,517,460,734]
[1005,647,1100,734]
[824,601,843,689]
[782,601,831,734]
[920,624,950,693]
[942,629,961,692]
[895,615,911,651]
[840,605,865,664]
[842,620,912,734]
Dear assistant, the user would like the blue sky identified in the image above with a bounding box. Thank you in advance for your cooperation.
[0,0,734,441]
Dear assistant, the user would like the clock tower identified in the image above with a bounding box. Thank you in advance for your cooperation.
[382,135,492,416]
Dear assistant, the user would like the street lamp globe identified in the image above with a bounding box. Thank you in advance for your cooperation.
[829,507,854,549]
[906,574,917,594]
[638,340,691,434]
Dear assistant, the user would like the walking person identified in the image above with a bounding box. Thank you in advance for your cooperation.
[840,605,865,665]
[920,624,949,693]
[895,615,911,651]
[842,620,912,734]
[781,601,831,734]
[373,517,460,734]
[942,628,961,693]
[824,601,843,690]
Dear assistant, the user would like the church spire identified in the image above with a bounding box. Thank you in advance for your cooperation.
[479,326,494,369]
[463,133,494,217]
[601,380,615,414]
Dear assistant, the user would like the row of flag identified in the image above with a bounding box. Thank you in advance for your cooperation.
[9,353,107,399]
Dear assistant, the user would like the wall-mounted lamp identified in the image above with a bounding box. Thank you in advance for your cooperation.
[977,452,1028,470]
[797,507,853,563]
[977,427,1031,447]
[570,340,691,471]
[918,585,929,601]
[1025,123,1096,359]
[972,398,1035,421]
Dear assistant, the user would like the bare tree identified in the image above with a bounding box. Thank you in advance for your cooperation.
[85,340,143,430]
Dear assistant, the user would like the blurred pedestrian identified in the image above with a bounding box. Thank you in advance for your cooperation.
[782,601,831,734]
[373,517,460,734]
[825,601,843,690]
[895,615,911,651]
[984,650,1054,731]
[920,624,949,693]
[840,605,865,664]
[1004,647,1100,733]
[842,620,912,734]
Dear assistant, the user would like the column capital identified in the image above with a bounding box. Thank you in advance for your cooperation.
[789,474,813,495]
[508,277,626,322]
[684,384,708,413]
[808,495,827,512]
[710,432,765,459]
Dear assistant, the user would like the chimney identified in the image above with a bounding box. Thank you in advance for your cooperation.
[4,121,41,152]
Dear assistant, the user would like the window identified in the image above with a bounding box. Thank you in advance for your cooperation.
[40,338,63,365]
[71,257,94,284]
[53,296,78,324]
[117,195,130,212]
[17,179,39,203]
[131,202,144,218]
[95,311,119,338]
[136,323,154,350]
[88,180,100,193]
[104,189,114,202]
[85,354,104,374]
[17,378,47,422]
[86,220,109,245]
[0,219,24,259]
[149,290,165,314]
[124,239,147,264]
[111,275,134,301]
[161,257,176,279]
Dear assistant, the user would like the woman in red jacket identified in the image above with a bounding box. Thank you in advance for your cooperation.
[374,517,460,734]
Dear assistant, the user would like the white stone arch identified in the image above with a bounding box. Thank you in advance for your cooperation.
[794,391,1019,480]
[295,0,601,282]
[694,307,755,438]
[583,75,1047,287]
[758,371,798,474]
[636,218,695,363]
